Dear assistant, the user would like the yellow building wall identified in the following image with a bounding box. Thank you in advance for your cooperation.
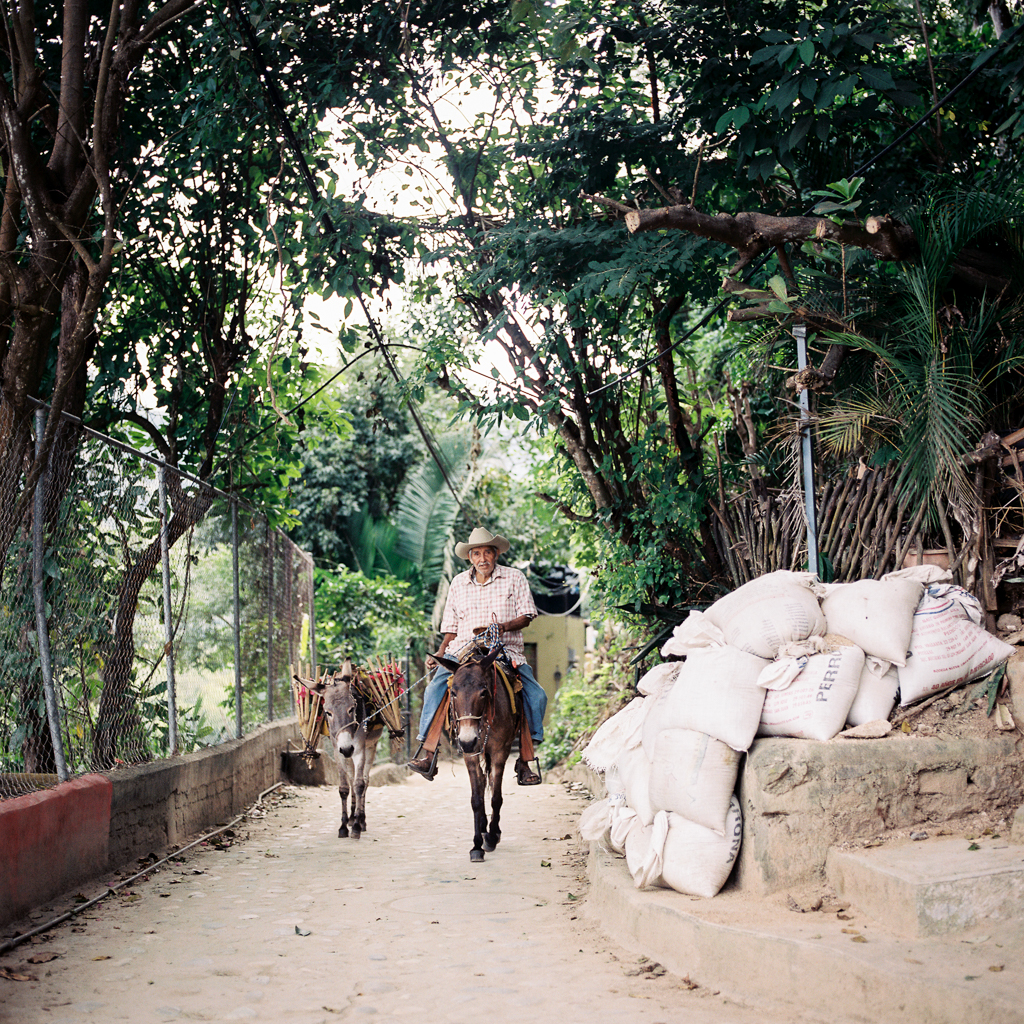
[522,614,588,723]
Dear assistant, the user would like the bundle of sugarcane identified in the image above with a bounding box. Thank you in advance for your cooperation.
[291,667,326,766]
[356,655,406,735]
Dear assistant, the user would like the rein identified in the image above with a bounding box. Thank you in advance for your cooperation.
[449,654,519,754]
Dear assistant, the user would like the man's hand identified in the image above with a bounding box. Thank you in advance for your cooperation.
[473,623,502,635]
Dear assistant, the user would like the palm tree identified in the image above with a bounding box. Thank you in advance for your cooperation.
[817,186,1024,551]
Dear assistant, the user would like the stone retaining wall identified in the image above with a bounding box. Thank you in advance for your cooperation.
[737,734,1024,894]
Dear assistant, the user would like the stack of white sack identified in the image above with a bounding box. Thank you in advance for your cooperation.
[578,572,829,895]
[821,566,1015,721]
[577,565,1016,896]
[578,655,752,895]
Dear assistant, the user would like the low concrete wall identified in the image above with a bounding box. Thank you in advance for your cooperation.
[0,719,300,927]
[105,719,297,868]
[737,734,1024,894]
[0,774,112,925]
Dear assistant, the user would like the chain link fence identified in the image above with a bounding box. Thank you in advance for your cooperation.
[0,409,314,800]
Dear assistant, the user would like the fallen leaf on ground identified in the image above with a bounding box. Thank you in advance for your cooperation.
[0,967,35,981]
[989,965,1004,972]
[25,953,61,964]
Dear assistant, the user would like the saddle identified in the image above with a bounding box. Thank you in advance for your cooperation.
[417,642,536,771]
[453,638,521,707]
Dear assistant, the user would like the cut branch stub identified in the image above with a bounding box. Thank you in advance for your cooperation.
[620,204,918,263]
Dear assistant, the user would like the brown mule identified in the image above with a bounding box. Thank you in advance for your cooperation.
[433,649,525,862]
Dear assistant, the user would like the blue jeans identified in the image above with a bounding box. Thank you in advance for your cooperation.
[417,660,547,744]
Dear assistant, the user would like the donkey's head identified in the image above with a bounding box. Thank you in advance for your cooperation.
[445,649,499,754]
[318,660,359,758]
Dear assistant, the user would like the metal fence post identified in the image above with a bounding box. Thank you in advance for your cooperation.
[232,499,243,740]
[308,554,317,679]
[32,409,69,782]
[795,323,819,575]
[157,466,178,754]
[404,639,412,762]
[267,523,274,722]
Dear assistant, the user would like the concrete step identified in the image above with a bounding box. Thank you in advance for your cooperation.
[586,844,1024,1024]
[826,836,1024,938]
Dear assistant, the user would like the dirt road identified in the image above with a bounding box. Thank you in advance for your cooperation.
[1,766,780,1024]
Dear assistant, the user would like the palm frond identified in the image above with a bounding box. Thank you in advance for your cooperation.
[394,432,474,595]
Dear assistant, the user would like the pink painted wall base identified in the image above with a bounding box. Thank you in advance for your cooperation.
[0,774,112,925]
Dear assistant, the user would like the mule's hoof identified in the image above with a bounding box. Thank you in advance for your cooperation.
[470,849,485,862]
[338,826,349,838]
[483,834,500,852]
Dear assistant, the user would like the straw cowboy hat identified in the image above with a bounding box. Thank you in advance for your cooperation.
[455,526,510,560]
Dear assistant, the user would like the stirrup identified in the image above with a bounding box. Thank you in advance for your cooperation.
[407,748,438,781]
[515,757,541,786]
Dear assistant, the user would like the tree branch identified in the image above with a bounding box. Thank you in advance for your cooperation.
[615,202,918,262]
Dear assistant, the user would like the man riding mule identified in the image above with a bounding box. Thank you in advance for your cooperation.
[408,526,547,786]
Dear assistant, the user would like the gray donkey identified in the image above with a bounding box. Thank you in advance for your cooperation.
[313,660,384,838]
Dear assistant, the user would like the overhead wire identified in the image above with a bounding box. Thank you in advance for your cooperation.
[222,0,469,516]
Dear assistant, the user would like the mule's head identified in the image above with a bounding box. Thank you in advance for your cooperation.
[448,649,499,754]
[320,660,359,758]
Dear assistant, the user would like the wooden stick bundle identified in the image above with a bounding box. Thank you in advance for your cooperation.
[291,665,326,766]
[356,656,405,735]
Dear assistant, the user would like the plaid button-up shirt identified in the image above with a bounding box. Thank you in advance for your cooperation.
[441,564,538,666]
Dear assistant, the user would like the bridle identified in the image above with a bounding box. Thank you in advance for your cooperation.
[326,673,360,732]
[450,657,496,749]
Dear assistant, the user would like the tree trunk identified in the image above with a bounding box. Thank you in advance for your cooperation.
[93,489,213,768]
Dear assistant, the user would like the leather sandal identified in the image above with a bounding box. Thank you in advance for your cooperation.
[515,757,541,786]
[407,752,438,780]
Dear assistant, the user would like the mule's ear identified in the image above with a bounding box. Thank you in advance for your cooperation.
[434,653,461,673]
[481,648,499,669]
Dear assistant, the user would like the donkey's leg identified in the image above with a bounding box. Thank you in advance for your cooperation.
[337,757,352,838]
[466,755,488,862]
[349,733,375,838]
[356,730,382,833]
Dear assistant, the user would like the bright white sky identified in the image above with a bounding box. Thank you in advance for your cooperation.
[303,78,533,396]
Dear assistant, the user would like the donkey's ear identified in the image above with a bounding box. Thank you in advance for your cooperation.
[434,653,461,673]
[299,675,327,695]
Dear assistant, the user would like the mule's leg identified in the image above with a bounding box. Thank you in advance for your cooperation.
[484,749,509,852]
[337,758,352,839]
[465,755,488,862]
